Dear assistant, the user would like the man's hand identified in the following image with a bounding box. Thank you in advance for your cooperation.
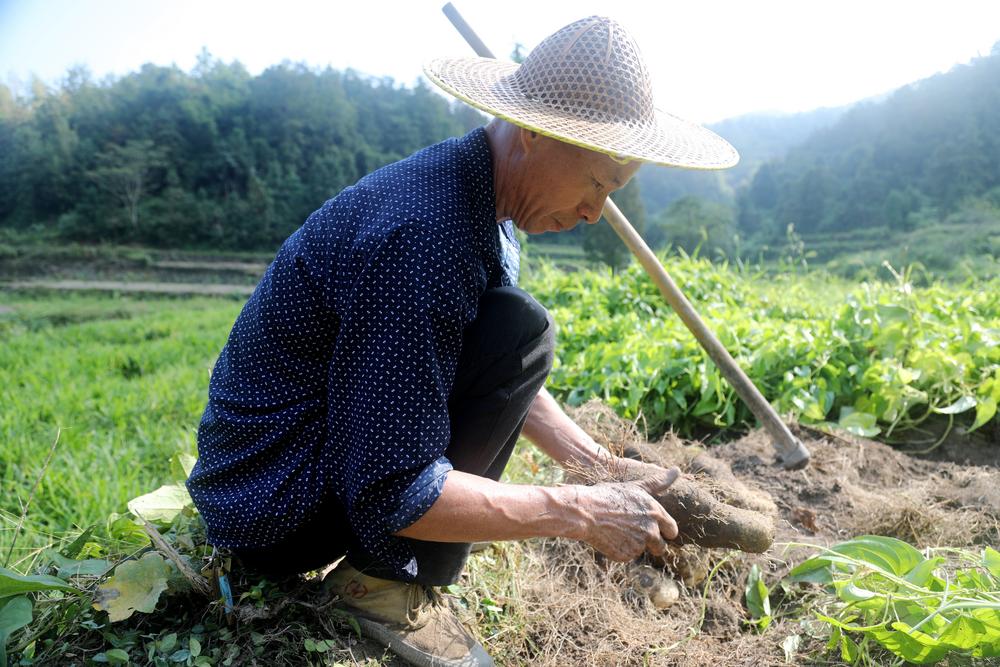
[561,467,680,562]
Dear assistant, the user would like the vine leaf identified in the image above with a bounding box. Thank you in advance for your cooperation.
[93,552,171,622]
[0,567,77,598]
[0,596,33,667]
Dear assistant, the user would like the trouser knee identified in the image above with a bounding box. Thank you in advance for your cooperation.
[451,287,555,400]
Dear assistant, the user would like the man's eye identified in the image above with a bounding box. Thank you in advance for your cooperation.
[592,178,603,191]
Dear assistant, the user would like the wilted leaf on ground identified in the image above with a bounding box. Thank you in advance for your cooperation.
[837,409,880,437]
[126,484,192,523]
[93,552,171,622]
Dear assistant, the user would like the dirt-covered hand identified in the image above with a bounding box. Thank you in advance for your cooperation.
[567,467,680,562]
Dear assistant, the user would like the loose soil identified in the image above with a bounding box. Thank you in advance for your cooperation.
[494,403,999,666]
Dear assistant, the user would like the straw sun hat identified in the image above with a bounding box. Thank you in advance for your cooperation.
[423,15,739,169]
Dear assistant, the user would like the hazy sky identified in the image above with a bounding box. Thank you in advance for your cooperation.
[2,0,999,124]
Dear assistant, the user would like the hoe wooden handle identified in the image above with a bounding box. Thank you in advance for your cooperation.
[440,3,810,470]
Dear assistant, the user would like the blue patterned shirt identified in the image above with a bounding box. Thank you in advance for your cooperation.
[187,126,520,580]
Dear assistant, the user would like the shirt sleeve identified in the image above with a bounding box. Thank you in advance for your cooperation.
[325,218,483,581]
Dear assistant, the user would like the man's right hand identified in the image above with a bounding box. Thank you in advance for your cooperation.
[561,467,680,561]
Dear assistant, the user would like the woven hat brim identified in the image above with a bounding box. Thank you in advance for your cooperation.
[423,56,739,170]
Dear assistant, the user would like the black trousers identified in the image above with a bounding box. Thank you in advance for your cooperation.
[233,286,555,585]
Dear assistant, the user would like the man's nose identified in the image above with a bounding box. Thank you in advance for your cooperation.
[578,194,608,224]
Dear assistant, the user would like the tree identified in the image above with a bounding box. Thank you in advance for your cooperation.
[647,196,736,258]
[87,139,166,231]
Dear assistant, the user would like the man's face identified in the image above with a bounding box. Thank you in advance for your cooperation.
[513,132,642,235]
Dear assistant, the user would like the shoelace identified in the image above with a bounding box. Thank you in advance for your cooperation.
[404,583,441,628]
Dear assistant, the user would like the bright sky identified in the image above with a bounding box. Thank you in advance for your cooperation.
[1,0,998,124]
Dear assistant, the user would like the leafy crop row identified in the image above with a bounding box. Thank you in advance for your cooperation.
[525,256,1000,442]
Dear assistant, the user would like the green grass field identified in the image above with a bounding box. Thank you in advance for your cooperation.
[0,293,244,565]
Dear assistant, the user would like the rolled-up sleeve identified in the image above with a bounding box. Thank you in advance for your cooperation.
[325,219,482,580]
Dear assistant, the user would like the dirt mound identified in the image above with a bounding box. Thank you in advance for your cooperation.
[498,401,1000,665]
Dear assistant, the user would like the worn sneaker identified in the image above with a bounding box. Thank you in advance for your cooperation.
[322,561,494,667]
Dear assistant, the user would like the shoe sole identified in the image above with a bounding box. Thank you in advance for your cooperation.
[347,612,495,667]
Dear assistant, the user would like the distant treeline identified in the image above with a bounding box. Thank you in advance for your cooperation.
[3,46,1000,273]
[635,45,1000,273]
[0,53,485,249]
[738,47,1000,238]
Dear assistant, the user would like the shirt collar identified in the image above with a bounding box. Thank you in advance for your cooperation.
[456,126,497,229]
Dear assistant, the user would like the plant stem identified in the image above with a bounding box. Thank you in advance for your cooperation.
[4,427,61,569]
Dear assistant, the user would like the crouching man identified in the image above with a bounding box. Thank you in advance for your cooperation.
[187,14,737,666]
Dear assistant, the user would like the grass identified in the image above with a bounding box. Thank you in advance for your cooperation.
[0,291,245,566]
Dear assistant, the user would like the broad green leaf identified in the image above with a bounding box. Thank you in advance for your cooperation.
[937,616,988,651]
[100,648,130,664]
[871,621,950,664]
[790,536,923,584]
[840,633,859,663]
[158,633,177,652]
[0,596,32,667]
[934,395,976,414]
[60,525,97,559]
[44,549,113,579]
[984,547,1000,580]
[838,582,877,603]
[825,625,842,652]
[107,513,150,546]
[956,568,992,591]
[126,484,192,523]
[968,609,1000,657]
[970,397,997,433]
[170,453,198,482]
[0,566,78,598]
[170,648,191,661]
[788,555,835,584]
[92,552,171,622]
[904,557,944,587]
[833,535,924,577]
[837,409,880,437]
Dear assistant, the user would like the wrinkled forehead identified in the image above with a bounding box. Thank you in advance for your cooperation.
[553,136,639,184]
[587,148,641,186]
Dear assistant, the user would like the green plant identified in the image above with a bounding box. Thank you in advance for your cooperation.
[528,254,999,442]
[789,536,1000,664]
[744,564,772,632]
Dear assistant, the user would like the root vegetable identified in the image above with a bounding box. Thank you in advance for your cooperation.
[652,474,774,553]
[648,544,710,586]
[627,563,679,610]
[624,441,777,516]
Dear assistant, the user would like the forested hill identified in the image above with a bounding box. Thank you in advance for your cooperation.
[636,104,849,214]
[3,47,999,274]
[0,55,485,249]
[737,44,1000,258]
